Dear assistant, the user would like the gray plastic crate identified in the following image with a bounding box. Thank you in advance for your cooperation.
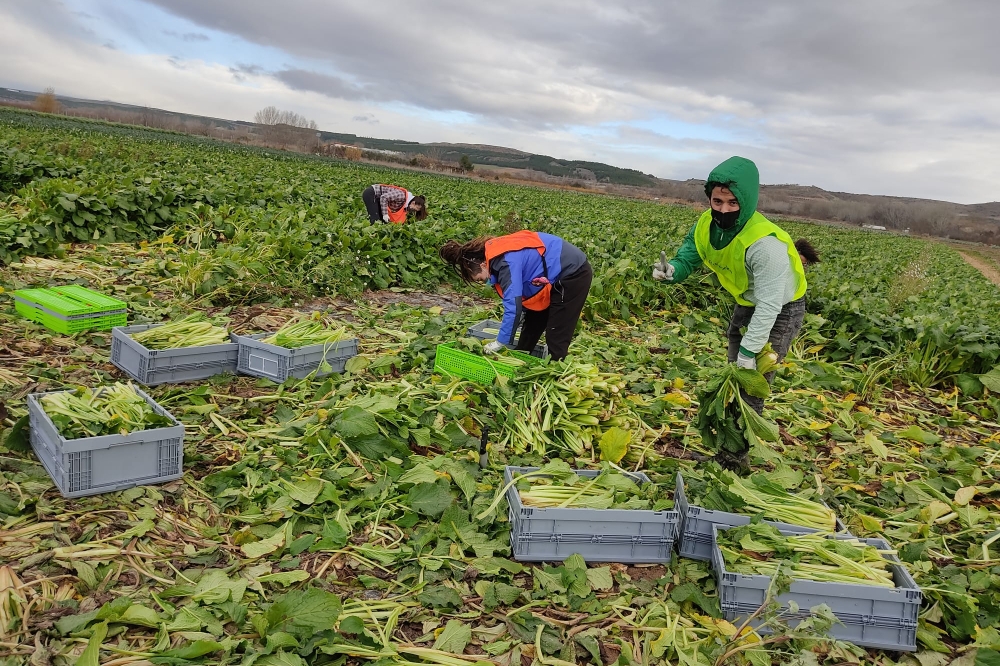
[111,324,239,386]
[505,465,679,564]
[675,472,848,561]
[711,525,920,651]
[27,387,185,498]
[235,333,359,382]
[718,602,917,653]
[467,320,548,358]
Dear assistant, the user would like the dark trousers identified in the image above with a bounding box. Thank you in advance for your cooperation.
[362,186,382,222]
[726,297,806,414]
[515,262,593,361]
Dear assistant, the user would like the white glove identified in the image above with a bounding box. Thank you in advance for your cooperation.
[736,352,756,370]
[652,251,675,282]
[382,213,390,222]
[484,340,504,354]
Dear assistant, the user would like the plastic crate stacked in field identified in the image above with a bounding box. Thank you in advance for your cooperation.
[14,285,127,334]
[111,322,239,385]
[710,525,922,651]
[466,319,548,358]
[233,316,359,382]
[433,342,542,384]
[27,384,185,498]
[674,472,849,561]
[503,465,679,564]
[236,333,359,382]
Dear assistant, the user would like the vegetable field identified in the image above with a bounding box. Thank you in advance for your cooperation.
[3,109,1000,665]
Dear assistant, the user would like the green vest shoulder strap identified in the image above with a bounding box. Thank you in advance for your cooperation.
[693,210,807,306]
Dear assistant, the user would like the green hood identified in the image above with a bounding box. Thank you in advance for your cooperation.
[704,156,760,245]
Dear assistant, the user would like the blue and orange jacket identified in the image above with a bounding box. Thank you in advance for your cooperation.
[487,231,587,344]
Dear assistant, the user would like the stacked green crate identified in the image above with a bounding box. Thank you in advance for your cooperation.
[14,285,127,334]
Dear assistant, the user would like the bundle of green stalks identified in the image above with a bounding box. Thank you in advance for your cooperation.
[40,383,173,439]
[695,467,837,531]
[726,474,836,531]
[477,461,654,518]
[718,524,898,588]
[130,315,230,349]
[494,359,654,457]
[261,315,346,348]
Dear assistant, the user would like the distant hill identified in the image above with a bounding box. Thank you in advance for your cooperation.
[311,133,657,187]
[0,86,996,243]
[0,87,656,188]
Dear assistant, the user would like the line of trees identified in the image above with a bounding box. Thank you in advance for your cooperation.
[253,106,318,130]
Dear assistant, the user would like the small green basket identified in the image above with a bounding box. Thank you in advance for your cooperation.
[433,342,541,384]
[14,285,128,334]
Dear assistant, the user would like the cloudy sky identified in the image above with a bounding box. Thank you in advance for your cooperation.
[2,0,998,204]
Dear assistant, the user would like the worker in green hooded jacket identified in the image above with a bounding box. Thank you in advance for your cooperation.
[653,156,808,456]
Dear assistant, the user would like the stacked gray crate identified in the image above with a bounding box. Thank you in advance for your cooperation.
[111,324,239,385]
[467,320,548,358]
[28,388,185,498]
[505,466,679,564]
[235,333,358,382]
[674,472,848,561]
[710,525,921,651]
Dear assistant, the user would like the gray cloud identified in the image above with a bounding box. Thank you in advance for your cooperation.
[275,69,373,101]
[164,30,210,42]
[229,62,263,82]
[5,0,1000,202]
[141,1,999,115]
[352,114,378,124]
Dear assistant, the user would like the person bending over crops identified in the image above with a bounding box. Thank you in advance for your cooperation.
[795,239,820,268]
[439,231,592,361]
[653,156,807,458]
[361,184,427,223]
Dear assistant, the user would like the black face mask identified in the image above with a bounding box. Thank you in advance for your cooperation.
[711,208,740,230]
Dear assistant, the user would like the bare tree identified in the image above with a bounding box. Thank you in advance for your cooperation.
[254,106,282,125]
[255,106,318,129]
[34,87,61,114]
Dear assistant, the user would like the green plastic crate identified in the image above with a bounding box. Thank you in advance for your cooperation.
[15,300,127,334]
[13,285,128,334]
[433,342,541,384]
[14,285,127,317]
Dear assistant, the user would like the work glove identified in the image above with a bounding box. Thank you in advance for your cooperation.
[484,340,504,354]
[735,352,756,370]
[382,214,390,223]
[652,251,675,282]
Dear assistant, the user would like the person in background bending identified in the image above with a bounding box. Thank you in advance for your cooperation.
[362,184,427,224]
[795,239,820,268]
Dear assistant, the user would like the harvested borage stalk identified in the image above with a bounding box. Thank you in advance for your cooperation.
[478,460,668,517]
[261,313,346,348]
[695,350,780,455]
[687,465,837,531]
[718,523,898,588]
[130,314,230,349]
[40,382,174,439]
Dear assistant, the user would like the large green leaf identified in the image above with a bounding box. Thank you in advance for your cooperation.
[979,367,1000,393]
[76,621,108,666]
[433,620,472,653]
[242,526,286,559]
[733,367,770,398]
[264,589,342,639]
[599,427,630,463]
[406,479,455,517]
[333,406,379,438]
